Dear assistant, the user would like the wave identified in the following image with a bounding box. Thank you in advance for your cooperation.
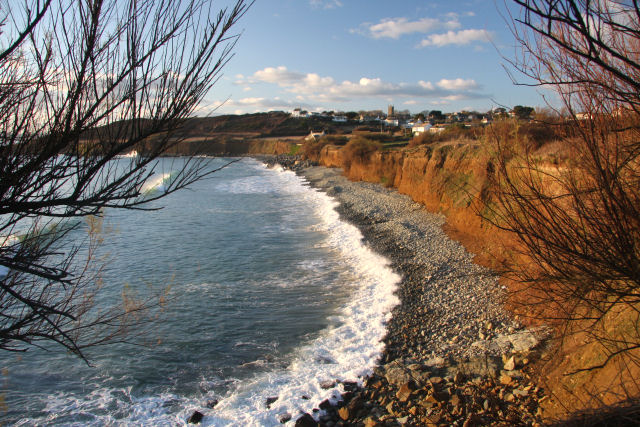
[11,158,400,426]
[141,171,177,197]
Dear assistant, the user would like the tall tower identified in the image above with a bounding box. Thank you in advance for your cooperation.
[388,104,394,117]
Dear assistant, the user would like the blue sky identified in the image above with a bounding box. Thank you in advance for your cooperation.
[204,0,547,115]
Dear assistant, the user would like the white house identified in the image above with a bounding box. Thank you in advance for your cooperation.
[412,123,432,135]
[384,118,399,127]
[305,130,325,141]
[332,115,347,122]
[292,108,310,118]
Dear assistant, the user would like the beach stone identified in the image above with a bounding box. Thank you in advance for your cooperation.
[337,406,352,421]
[383,361,412,386]
[396,382,414,402]
[266,397,278,408]
[364,417,380,427]
[295,413,318,427]
[319,399,332,410]
[206,399,218,408]
[500,374,513,385]
[279,413,292,424]
[503,356,516,371]
[187,410,204,424]
[320,380,336,389]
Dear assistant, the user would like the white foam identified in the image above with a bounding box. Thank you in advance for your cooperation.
[21,159,400,426]
[142,172,175,196]
[193,161,400,426]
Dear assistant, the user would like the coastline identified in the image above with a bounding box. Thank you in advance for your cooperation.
[288,163,548,426]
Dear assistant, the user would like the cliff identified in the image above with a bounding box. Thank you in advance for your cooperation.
[313,142,640,422]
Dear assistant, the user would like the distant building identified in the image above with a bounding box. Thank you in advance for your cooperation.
[384,118,399,127]
[291,108,309,118]
[305,130,325,141]
[388,105,395,117]
[332,115,347,122]
[412,123,432,135]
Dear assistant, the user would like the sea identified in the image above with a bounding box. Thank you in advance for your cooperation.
[0,157,400,426]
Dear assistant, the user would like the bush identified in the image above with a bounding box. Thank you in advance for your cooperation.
[301,139,329,161]
[342,137,382,168]
[318,135,348,146]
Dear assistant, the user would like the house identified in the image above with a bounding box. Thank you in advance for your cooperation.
[412,123,432,135]
[305,130,326,141]
[384,118,399,127]
[332,115,347,122]
[429,125,447,133]
[291,108,310,118]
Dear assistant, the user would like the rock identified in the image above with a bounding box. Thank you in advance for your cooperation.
[453,371,464,384]
[364,417,380,427]
[500,373,513,385]
[295,413,318,427]
[429,376,443,385]
[454,356,500,378]
[342,381,358,392]
[279,413,292,424]
[266,397,278,408]
[450,394,462,408]
[187,410,204,424]
[319,399,332,410]
[320,380,336,389]
[503,356,516,371]
[383,361,412,386]
[513,388,529,398]
[337,406,351,421]
[397,416,409,425]
[485,321,494,330]
[206,399,218,408]
[508,330,540,352]
[463,414,480,427]
[396,382,415,402]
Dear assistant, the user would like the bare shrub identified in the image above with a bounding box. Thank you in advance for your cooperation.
[0,0,250,360]
[341,137,382,169]
[489,0,640,382]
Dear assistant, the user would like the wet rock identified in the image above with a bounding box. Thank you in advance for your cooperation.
[320,380,336,389]
[187,410,204,424]
[295,413,318,427]
[278,413,292,424]
[266,397,278,408]
[206,399,218,408]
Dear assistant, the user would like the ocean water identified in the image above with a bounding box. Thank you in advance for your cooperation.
[0,158,400,426]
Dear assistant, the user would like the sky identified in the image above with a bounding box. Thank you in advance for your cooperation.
[203,0,549,116]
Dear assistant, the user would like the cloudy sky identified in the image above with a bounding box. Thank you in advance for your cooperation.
[204,0,546,115]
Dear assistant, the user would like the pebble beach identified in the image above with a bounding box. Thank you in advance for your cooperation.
[283,162,549,426]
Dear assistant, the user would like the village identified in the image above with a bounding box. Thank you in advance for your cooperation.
[290,104,535,139]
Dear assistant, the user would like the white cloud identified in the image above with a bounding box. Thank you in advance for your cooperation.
[419,29,491,47]
[359,17,460,39]
[437,78,479,91]
[310,0,342,9]
[239,66,487,104]
[251,66,306,85]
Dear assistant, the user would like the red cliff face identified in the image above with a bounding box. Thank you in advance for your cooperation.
[317,144,499,269]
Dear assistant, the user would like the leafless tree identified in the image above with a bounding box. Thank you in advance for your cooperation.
[488,0,640,372]
[0,0,250,360]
